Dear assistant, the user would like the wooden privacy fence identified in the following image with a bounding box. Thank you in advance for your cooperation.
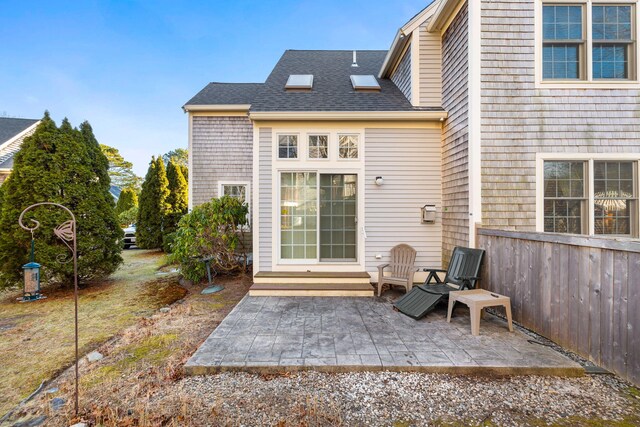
[477,228,640,386]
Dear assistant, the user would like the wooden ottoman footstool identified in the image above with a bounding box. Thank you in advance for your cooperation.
[447,289,514,336]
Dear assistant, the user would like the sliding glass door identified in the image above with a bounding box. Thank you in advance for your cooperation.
[320,174,357,261]
[280,172,317,260]
[280,172,357,263]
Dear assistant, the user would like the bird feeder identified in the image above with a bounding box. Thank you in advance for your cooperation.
[18,232,45,302]
[21,261,43,301]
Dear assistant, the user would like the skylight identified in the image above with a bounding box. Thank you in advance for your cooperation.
[285,74,314,90]
[350,75,381,91]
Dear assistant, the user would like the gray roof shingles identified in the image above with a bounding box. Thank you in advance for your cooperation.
[185,50,444,112]
[0,117,38,145]
[184,83,263,106]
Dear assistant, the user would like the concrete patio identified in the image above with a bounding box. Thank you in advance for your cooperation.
[185,293,583,376]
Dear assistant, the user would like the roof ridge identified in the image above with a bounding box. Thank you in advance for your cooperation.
[0,117,39,122]
[207,82,263,85]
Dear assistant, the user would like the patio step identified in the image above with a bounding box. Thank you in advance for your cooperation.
[253,271,371,285]
[249,282,374,297]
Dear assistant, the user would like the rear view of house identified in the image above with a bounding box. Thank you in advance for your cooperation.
[0,117,40,184]
[184,0,640,294]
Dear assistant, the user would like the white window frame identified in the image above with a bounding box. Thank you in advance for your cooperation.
[536,153,640,236]
[270,127,366,271]
[218,181,251,226]
[337,134,360,160]
[276,133,300,160]
[307,134,330,160]
[535,0,640,88]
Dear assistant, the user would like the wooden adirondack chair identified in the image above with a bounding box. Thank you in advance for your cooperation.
[393,246,485,320]
[377,244,417,297]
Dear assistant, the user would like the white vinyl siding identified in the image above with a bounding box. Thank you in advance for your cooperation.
[364,128,443,273]
[420,24,443,106]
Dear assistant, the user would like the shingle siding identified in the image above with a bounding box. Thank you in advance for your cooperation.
[191,116,253,207]
[441,1,470,263]
[391,46,412,101]
[480,0,640,231]
[365,127,443,272]
[258,127,272,272]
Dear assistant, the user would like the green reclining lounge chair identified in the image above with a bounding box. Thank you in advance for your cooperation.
[393,246,485,320]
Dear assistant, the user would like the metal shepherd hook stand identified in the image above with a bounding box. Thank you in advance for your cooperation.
[18,202,79,417]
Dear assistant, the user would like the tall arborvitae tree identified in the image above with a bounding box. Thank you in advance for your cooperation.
[136,156,170,249]
[0,183,5,216]
[0,113,122,288]
[115,187,138,217]
[76,121,123,277]
[163,159,188,251]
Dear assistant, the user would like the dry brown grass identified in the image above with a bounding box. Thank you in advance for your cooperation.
[0,249,186,418]
[4,267,252,426]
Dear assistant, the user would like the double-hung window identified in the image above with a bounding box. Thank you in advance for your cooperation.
[542,159,638,236]
[543,5,585,79]
[541,1,637,83]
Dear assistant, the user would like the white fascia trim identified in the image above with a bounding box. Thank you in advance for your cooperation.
[410,31,421,106]
[440,0,468,34]
[426,0,462,32]
[252,126,260,274]
[379,1,439,77]
[379,31,410,78]
[249,111,448,121]
[0,168,11,172]
[468,0,482,247]
[402,0,440,34]
[182,104,251,112]
[0,120,40,153]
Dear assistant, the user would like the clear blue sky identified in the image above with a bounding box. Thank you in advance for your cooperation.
[0,0,429,176]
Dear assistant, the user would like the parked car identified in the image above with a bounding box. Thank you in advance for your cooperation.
[123,225,136,249]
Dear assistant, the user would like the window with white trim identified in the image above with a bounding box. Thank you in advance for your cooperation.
[308,135,328,159]
[278,135,298,159]
[542,159,638,236]
[219,182,250,226]
[221,183,247,202]
[541,1,637,82]
[338,135,359,159]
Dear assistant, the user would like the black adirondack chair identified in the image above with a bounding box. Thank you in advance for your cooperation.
[393,246,485,320]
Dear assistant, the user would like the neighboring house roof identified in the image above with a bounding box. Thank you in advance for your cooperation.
[184,83,263,107]
[250,50,441,112]
[0,156,14,169]
[0,117,39,169]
